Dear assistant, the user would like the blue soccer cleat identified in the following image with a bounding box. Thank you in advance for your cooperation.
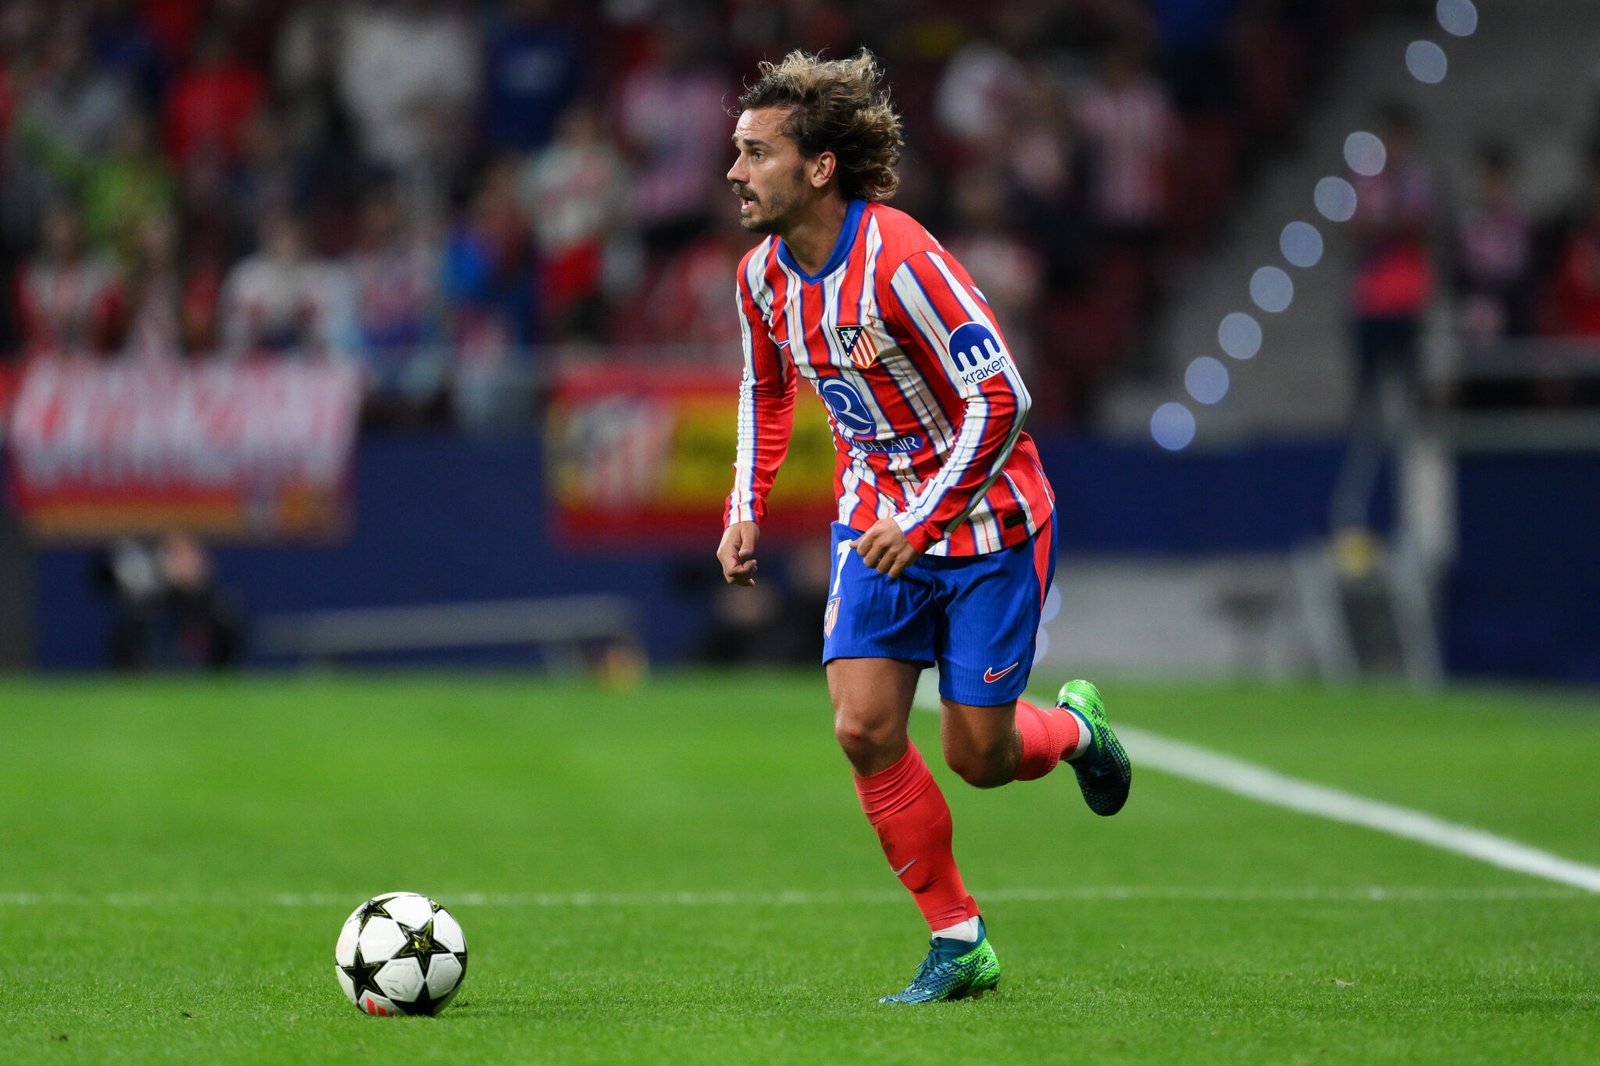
[1058,679,1132,816]
[879,918,1001,1004]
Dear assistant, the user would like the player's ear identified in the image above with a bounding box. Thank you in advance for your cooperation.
[808,151,837,190]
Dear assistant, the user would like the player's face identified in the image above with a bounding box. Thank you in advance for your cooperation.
[727,107,812,235]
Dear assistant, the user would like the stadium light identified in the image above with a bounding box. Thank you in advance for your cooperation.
[1185,357,1231,406]
[1249,266,1294,314]
[1149,5,1467,449]
[1314,176,1359,222]
[1280,221,1325,268]
[1406,40,1448,84]
[1151,402,1197,451]
[1218,312,1262,360]
[1437,0,1478,38]
[1344,131,1387,176]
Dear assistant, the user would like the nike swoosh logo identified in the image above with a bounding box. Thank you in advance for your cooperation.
[983,663,1019,683]
[891,858,918,877]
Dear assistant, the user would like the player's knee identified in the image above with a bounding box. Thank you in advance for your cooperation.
[833,708,900,767]
[945,737,1014,789]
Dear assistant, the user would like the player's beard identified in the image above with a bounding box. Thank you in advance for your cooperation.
[734,167,807,235]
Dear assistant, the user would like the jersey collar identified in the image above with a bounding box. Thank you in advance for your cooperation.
[775,199,866,283]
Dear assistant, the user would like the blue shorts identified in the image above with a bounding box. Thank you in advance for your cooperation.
[821,517,1057,706]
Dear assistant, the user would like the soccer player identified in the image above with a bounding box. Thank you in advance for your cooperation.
[715,50,1133,1004]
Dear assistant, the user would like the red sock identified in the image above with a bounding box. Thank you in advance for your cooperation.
[1013,698,1082,781]
[853,743,978,932]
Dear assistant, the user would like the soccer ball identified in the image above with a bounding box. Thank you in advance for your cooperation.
[334,892,468,1016]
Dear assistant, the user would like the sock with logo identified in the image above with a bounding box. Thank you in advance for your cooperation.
[853,742,980,932]
[1012,698,1089,780]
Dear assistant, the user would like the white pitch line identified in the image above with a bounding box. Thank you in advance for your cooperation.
[1117,724,1600,895]
[0,885,1587,909]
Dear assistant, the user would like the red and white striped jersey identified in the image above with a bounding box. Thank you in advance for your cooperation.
[725,200,1055,557]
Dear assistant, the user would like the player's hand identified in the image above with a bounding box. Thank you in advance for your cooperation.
[717,521,761,585]
[855,517,917,578]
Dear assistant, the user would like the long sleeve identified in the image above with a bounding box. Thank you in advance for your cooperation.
[725,277,796,527]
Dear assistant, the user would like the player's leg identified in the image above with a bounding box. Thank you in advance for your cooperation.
[827,655,917,775]
[829,657,995,1005]
[939,691,1100,787]
[828,657,979,938]
[939,690,1125,811]
[938,695,1078,788]
[822,524,991,1003]
[934,518,1131,812]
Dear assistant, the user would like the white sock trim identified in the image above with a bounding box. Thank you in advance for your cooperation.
[1065,708,1094,760]
[932,916,981,942]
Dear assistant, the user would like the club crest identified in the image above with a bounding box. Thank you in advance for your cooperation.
[823,596,840,637]
[834,324,880,369]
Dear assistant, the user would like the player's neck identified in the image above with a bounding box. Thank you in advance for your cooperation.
[779,195,850,276]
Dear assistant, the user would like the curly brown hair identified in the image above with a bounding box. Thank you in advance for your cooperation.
[738,49,903,203]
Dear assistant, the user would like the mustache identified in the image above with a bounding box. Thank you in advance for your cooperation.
[731,183,757,202]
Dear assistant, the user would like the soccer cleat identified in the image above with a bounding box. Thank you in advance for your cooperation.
[1058,680,1132,816]
[879,918,1000,1004]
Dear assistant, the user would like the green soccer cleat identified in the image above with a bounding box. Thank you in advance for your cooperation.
[879,919,1001,1004]
[1058,679,1132,816]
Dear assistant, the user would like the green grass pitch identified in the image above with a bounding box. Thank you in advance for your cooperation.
[2,671,1597,1064]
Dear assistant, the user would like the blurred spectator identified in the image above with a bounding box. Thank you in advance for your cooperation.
[275,0,361,199]
[932,6,1032,159]
[116,210,221,360]
[230,104,325,251]
[944,166,1044,369]
[1154,0,1239,117]
[87,0,169,108]
[1540,161,1600,340]
[1232,0,1311,146]
[5,18,131,243]
[1075,39,1178,254]
[726,0,861,65]
[1347,104,1436,396]
[98,532,243,671]
[348,182,445,419]
[519,100,632,341]
[1332,103,1437,534]
[14,199,123,357]
[614,14,730,254]
[138,0,209,63]
[163,24,268,168]
[80,107,178,263]
[632,209,747,350]
[339,0,479,182]
[1073,38,1179,375]
[218,210,354,359]
[482,0,584,155]
[442,158,536,425]
[1000,66,1092,292]
[19,93,176,265]
[1453,142,1532,344]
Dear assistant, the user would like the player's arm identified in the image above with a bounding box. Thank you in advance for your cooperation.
[883,250,1031,555]
[720,271,796,585]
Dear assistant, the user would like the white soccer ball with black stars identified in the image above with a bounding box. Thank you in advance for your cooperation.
[334,892,468,1016]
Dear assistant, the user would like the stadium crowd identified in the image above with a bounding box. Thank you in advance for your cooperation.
[1,0,1594,429]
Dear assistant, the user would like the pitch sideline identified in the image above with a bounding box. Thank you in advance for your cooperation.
[909,676,1600,894]
[1113,722,1600,894]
